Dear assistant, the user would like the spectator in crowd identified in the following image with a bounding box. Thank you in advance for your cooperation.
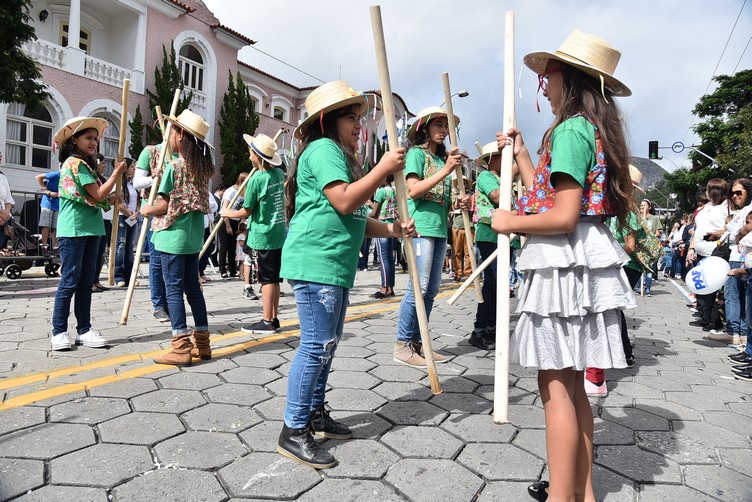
[199,186,220,283]
[369,176,398,298]
[92,154,113,292]
[35,170,60,255]
[114,158,139,287]
[218,172,247,278]
[451,175,473,282]
[639,198,663,296]
[0,153,15,250]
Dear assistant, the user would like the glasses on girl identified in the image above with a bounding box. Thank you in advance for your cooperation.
[537,67,561,93]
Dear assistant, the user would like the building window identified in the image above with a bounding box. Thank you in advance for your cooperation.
[60,23,91,53]
[250,97,258,112]
[95,115,119,176]
[178,44,204,92]
[273,107,286,121]
[5,103,54,170]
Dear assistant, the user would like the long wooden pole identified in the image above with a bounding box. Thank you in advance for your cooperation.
[120,89,181,325]
[108,79,130,286]
[447,248,498,305]
[198,129,284,259]
[442,73,483,303]
[371,5,441,394]
[494,11,515,424]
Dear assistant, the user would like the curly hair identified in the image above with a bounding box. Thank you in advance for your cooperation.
[539,63,634,228]
[285,105,363,221]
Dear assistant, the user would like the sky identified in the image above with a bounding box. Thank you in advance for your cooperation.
[203,0,751,173]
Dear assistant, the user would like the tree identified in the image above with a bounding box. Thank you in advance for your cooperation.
[218,70,259,186]
[128,105,145,159]
[665,69,752,211]
[0,0,49,107]
[145,43,192,145]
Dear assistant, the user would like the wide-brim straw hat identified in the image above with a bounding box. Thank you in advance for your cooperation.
[407,106,460,141]
[296,81,367,139]
[166,109,213,149]
[243,133,282,166]
[629,164,644,193]
[523,30,631,97]
[478,141,500,162]
[53,116,108,149]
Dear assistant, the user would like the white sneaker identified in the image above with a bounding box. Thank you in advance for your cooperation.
[76,330,108,348]
[584,379,608,398]
[705,332,734,344]
[51,332,72,351]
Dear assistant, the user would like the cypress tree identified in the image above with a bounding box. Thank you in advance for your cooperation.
[218,70,259,186]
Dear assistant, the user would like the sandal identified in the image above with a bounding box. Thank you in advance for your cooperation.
[528,481,549,501]
[370,291,388,299]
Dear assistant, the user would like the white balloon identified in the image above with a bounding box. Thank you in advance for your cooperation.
[686,256,731,295]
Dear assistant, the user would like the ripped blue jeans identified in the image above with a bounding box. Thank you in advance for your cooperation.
[284,280,349,428]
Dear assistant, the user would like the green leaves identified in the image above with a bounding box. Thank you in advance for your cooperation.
[218,70,259,187]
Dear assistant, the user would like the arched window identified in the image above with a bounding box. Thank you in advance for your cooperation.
[273,107,286,121]
[5,103,54,170]
[94,114,119,176]
[178,44,204,92]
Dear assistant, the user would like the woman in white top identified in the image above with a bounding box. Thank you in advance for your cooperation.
[114,159,139,286]
[687,178,729,332]
[218,172,247,278]
[93,154,112,292]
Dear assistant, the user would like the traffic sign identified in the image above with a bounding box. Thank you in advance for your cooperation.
[671,142,684,154]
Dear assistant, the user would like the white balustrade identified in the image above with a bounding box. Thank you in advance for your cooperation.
[84,55,132,87]
[22,39,65,69]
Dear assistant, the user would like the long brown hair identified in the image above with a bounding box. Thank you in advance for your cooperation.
[540,63,634,227]
[410,118,448,160]
[285,105,362,221]
[58,128,99,174]
[175,127,214,192]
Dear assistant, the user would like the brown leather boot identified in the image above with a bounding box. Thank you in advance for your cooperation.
[153,334,194,366]
[191,330,211,360]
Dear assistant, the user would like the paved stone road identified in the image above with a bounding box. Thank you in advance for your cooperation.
[0,265,750,501]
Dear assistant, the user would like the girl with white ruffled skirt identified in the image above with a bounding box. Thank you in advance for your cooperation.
[492,31,637,502]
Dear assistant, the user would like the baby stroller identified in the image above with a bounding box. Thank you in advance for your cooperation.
[0,216,60,280]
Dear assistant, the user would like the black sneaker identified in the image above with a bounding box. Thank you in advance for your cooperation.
[477,327,496,351]
[309,403,353,440]
[689,319,708,327]
[625,355,636,368]
[733,368,752,381]
[731,362,752,371]
[153,310,170,323]
[242,286,258,300]
[728,351,752,364]
[241,319,276,334]
[277,424,337,469]
[468,329,484,348]
[272,318,280,330]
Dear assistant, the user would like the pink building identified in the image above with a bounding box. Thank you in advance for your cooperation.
[4,0,413,193]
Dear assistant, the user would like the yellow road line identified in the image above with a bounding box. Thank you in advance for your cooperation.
[0,286,460,410]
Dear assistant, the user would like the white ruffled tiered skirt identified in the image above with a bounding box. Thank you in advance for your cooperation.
[510,217,637,370]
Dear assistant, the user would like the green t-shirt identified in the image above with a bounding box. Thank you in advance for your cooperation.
[405,148,451,238]
[57,159,105,238]
[280,138,368,289]
[607,211,644,272]
[150,163,205,255]
[135,142,179,173]
[374,186,397,223]
[475,170,500,243]
[550,116,596,188]
[244,167,286,250]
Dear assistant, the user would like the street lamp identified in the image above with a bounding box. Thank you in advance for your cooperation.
[439,90,469,107]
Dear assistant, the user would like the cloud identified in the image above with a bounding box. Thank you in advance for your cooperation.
[205,0,752,172]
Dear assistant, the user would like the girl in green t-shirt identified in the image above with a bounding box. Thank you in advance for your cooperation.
[140,110,214,367]
[51,117,126,352]
[393,106,469,368]
[277,80,412,470]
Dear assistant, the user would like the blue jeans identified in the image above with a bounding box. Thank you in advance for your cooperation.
[52,236,100,335]
[114,215,136,284]
[396,237,446,342]
[94,219,111,281]
[376,237,397,288]
[148,235,167,312]
[160,252,208,336]
[671,250,683,278]
[284,281,349,428]
[725,261,747,335]
[743,283,752,357]
[475,241,497,330]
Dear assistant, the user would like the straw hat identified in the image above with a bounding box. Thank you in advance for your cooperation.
[243,133,282,166]
[166,110,213,148]
[478,141,500,162]
[524,30,631,97]
[629,164,644,193]
[53,116,108,149]
[296,81,367,139]
[407,106,460,141]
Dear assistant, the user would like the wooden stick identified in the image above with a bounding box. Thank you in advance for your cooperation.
[198,129,284,259]
[108,79,130,286]
[447,248,498,305]
[371,5,441,394]
[494,10,515,424]
[120,90,181,325]
[442,73,483,303]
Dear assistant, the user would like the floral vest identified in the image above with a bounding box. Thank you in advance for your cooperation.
[519,116,609,216]
[59,157,110,210]
[473,171,500,225]
[417,146,450,206]
[151,158,209,231]
[379,186,398,220]
[146,144,167,179]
